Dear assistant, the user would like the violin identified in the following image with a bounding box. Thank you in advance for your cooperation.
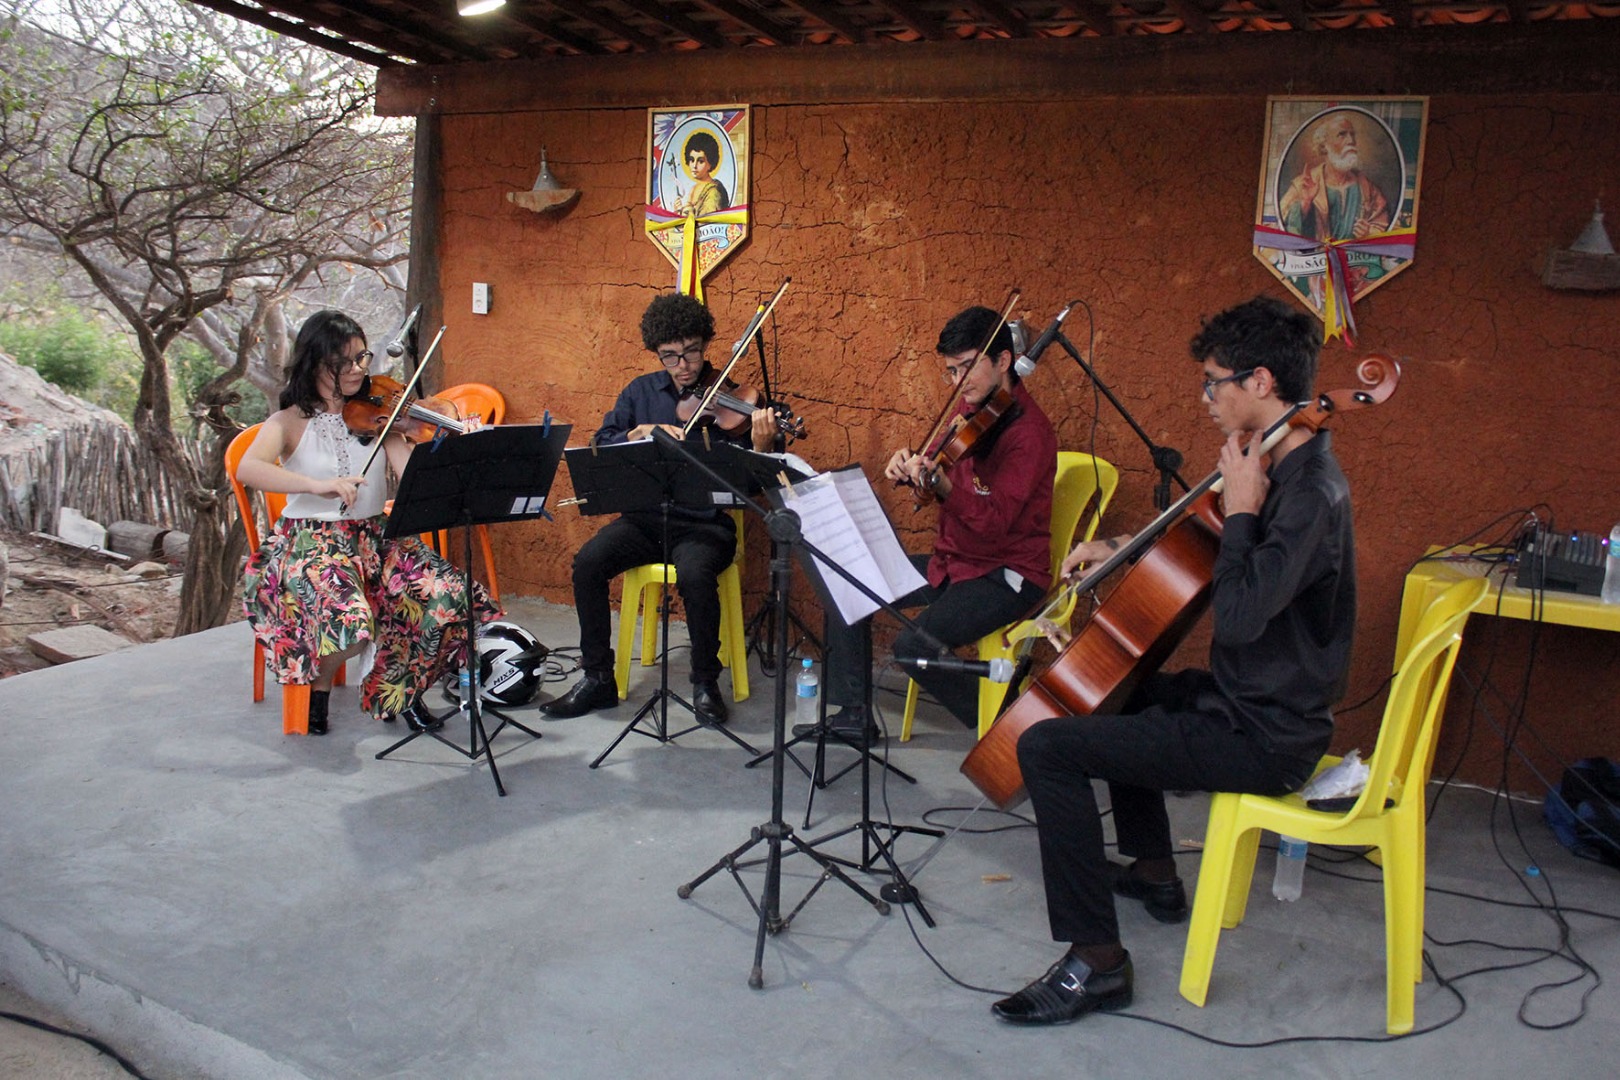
[913,385,1021,503]
[342,375,467,445]
[961,355,1402,809]
[676,372,807,443]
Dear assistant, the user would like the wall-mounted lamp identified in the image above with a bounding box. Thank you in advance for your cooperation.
[507,148,580,214]
[1543,199,1620,292]
[458,0,506,16]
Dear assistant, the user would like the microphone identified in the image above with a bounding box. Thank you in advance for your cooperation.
[898,654,1016,683]
[385,303,423,358]
[1013,301,1073,379]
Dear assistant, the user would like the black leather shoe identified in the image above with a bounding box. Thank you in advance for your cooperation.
[540,672,618,719]
[307,690,329,736]
[991,951,1133,1026]
[401,700,444,733]
[692,680,728,725]
[1109,863,1189,924]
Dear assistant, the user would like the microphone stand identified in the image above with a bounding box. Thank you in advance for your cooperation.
[1051,331,1191,511]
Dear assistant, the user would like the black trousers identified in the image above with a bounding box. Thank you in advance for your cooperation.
[569,512,736,685]
[824,553,1042,726]
[1017,670,1321,946]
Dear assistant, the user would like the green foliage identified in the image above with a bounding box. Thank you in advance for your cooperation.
[0,307,117,393]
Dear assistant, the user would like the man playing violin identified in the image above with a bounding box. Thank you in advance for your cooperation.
[994,295,1355,1026]
[805,305,1057,745]
[542,293,779,724]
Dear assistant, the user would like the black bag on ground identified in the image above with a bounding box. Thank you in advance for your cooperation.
[1544,757,1620,870]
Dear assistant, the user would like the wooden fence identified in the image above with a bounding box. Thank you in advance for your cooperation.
[0,421,205,534]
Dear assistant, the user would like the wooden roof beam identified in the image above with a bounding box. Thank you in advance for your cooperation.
[1161,0,1213,33]
[1070,1,1117,36]
[612,0,733,48]
[689,0,798,44]
[870,0,950,41]
[184,0,411,64]
[543,0,667,52]
[964,0,1031,37]
[775,0,866,42]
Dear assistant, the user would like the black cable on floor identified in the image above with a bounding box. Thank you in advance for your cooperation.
[0,1008,152,1079]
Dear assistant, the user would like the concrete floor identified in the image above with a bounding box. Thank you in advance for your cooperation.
[1,596,1617,1079]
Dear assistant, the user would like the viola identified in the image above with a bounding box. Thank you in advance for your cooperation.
[676,373,807,443]
[960,355,1401,809]
[342,375,468,445]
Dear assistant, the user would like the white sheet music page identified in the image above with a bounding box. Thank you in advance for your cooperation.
[783,465,926,623]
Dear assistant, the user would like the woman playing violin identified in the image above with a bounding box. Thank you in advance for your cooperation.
[237,310,493,735]
[810,305,1057,744]
[994,296,1356,1027]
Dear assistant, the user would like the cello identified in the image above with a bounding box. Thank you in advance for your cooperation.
[961,354,1400,809]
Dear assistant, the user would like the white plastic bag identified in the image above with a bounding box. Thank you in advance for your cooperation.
[1300,748,1367,802]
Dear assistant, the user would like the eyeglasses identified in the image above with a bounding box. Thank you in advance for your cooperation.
[942,354,981,384]
[335,351,374,372]
[1201,369,1254,401]
[656,344,706,368]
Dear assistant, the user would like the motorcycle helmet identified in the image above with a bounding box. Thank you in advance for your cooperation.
[472,621,548,705]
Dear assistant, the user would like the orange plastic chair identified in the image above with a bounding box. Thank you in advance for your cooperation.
[225,423,345,735]
[1178,576,1489,1034]
[900,451,1119,740]
[432,383,505,604]
[614,509,749,703]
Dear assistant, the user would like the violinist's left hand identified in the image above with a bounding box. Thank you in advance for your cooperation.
[749,407,777,453]
[1218,431,1269,517]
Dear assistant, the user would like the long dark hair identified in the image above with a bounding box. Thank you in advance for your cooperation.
[280,310,367,416]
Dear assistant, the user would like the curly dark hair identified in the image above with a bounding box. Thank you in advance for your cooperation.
[1188,295,1320,402]
[639,293,715,352]
[936,306,1017,380]
[686,131,722,170]
[280,310,367,416]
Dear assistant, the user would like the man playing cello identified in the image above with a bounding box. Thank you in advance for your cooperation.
[993,295,1356,1025]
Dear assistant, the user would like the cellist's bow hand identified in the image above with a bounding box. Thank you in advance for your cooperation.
[1217,431,1269,517]
[1035,617,1071,650]
[1061,534,1129,580]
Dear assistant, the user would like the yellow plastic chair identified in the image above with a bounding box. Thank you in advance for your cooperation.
[1178,576,1489,1035]
[225,423,346,736]
[614,508,749,703]
[431,382,505,604]
[900,451,1119,740]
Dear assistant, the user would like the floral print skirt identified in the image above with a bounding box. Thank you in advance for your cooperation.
[243,515,496,719]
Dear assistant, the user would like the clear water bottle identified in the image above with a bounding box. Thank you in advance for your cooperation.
[795,657,819,727]
[459,666,472,703]
[1602,525,1620,604]
[1272,835,1307,901]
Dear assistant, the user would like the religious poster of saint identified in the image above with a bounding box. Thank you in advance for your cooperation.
[645,105,750,301]
[1253,96,1427,344]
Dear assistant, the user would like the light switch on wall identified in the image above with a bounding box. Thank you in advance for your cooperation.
[472,282,491,315]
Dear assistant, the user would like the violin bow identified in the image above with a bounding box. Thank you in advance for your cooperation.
[679,278,792,439]
[353,324,448,481]
[912,287,1020,464]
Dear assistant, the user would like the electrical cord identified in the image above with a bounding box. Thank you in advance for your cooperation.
[0,1008,152,1079]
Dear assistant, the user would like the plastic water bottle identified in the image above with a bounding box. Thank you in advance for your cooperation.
[1602,525,1620,604]
[1272,836,1307,901]
[795,658,819,727]
[459,666,472,703]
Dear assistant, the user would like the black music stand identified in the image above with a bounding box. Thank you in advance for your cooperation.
[665,434,891,986]
[375,421,570,796]
[563,438,763,767]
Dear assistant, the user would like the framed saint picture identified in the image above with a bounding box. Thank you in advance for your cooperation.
[1253,97,1428,342]
[645,105,750,299]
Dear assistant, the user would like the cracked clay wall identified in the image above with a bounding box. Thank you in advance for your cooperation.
[431,95,1619,790]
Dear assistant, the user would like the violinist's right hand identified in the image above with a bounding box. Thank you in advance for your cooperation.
[311,475,367,506]
[1061,534,1131,580]
[628,423,685,442]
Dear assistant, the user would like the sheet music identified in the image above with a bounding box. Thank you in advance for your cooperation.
[782,465,926,623]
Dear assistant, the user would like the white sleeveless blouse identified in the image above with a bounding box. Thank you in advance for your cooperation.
[281,411,388,521]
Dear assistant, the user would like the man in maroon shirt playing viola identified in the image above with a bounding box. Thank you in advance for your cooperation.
[801,305,1058,745]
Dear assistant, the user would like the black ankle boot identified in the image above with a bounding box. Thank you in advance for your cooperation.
[308,690,330,736]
